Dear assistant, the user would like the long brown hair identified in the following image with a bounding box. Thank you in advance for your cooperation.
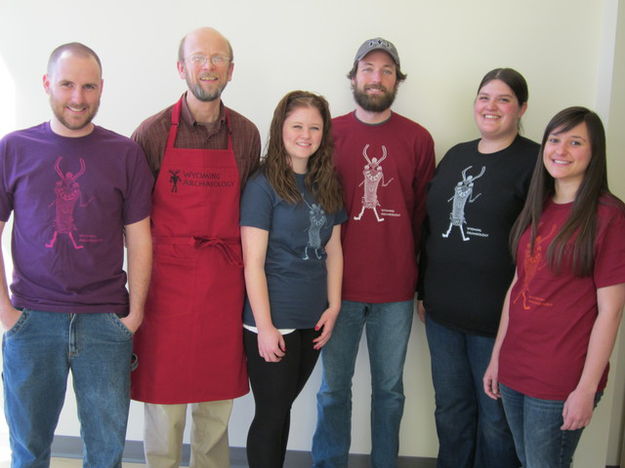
[510,106,617,276]
[262,90,343,213]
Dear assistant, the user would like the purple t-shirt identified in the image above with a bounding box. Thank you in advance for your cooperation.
[0,122,153,314]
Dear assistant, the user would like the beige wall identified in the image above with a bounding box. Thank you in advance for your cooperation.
[1,0,624,464]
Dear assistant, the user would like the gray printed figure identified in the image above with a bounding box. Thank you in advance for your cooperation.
[46,156,93,249]
[353,144,394,222]
[442,165,485,241]
[302,197,327,260]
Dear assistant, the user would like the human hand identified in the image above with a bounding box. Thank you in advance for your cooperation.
[483,359,500,400]
[313,307,339,350]
[561,388,595,430]
[119,313,143,334]
[0,305,22,331]
[417,300,426,323]
[257,326,286,362]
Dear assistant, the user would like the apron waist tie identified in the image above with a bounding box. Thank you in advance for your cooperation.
[154,235,243,267]
[194,236,243,267]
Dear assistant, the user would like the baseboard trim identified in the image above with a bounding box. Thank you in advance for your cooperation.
[51,435,438,467]
[51,436,622,468]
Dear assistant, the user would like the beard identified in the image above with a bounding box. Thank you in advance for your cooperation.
[186,74,227,102]
[352,84,397,112]
[50,99,99,132]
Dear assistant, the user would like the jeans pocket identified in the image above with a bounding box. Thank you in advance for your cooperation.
[4,309,30,337]
[107,313,134,339]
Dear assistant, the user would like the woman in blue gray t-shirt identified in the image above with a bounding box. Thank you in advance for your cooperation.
[240,90,346,468]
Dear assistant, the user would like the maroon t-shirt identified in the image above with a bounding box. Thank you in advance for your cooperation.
[0,123,153,314]
[500,197,625,400]
[333,111,435,303]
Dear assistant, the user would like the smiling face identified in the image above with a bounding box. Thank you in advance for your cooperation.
[177,28,233,103]
[543,122,592,192]
[43,52,102,137]
[282,105,324,174]
[474,79,526,143]
[351,50,398,112]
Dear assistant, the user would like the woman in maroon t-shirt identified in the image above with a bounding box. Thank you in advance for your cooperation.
[483,107,625,467]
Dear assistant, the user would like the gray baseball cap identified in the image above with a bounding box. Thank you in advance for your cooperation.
[354,37,400,67]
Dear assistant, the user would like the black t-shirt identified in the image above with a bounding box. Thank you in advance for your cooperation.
[421,135,539,336]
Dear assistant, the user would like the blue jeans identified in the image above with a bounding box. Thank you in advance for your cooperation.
[425,316,519,468]
[2,309,133,468]
[312,299,413,468]
[500,384,601,468]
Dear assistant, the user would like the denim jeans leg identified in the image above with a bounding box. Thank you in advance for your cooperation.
[312,300,367,468]
[499,385,527,467]
[367,300,413,468]
[426,316,519,468]
[2,310,70,468]
[500,384,598,468]
[466,335,519,468]
[71,313,133,467]
[425,315,477,468]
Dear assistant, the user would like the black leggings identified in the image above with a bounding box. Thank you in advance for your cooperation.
[244,328,321,468]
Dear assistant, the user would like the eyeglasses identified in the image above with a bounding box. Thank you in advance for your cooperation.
[186,54,230,67]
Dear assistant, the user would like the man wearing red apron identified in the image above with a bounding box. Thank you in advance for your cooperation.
[131,27,261,468]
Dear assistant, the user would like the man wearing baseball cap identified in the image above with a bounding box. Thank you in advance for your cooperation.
[312,37,435,467]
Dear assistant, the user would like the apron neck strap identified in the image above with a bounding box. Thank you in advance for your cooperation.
[223,109,233,151]
[165,98,183,149]
[166,97,233,150]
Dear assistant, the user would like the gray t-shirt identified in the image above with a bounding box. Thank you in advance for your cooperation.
[240,171,346,329]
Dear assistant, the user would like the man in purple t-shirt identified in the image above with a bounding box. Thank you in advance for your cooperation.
[0,43,153,466]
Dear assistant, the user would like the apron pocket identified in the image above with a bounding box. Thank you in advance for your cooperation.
[147,250,198,319]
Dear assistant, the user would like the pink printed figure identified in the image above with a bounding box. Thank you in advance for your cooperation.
[46,156,92,249]
[513,223,557,310]
[353,144,394,222]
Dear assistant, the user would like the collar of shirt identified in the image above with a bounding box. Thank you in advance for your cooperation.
[180,92,226,137]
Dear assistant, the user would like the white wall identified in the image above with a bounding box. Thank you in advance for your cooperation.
[1,0,624,464]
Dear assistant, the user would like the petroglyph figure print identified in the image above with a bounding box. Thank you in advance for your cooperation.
[302,197,327,261]
[353,144,394,222]
[46,156,92,249]
[442,165,486,241]
[513,223,557,310]
[169,170,181,192]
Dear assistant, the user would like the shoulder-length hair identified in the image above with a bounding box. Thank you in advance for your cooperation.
[262,90,343,213]
[510,106,612,276]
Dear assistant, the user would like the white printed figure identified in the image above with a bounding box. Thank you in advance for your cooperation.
[354,144,394,222]
[302,197,327,261]
[442,165,486,241]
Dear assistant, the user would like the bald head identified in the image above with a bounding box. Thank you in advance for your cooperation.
[47,42,102,78]
[178,27,233,63]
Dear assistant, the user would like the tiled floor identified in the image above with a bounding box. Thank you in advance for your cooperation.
[0,427,149,467]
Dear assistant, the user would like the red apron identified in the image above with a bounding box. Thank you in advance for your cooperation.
[131,98,248,403]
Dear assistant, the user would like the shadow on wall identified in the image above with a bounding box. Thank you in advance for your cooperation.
[0,53,16,277]
[0,55,16,138]
[0,53,16,462]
